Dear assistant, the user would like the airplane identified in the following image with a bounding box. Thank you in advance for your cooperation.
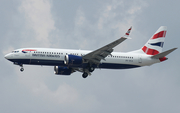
[4,26,177,78]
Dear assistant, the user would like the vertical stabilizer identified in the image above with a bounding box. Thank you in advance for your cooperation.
[142,26,167,55]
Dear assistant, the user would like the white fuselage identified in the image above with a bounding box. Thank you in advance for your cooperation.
[5,48,160,69]
[4,26,175,78]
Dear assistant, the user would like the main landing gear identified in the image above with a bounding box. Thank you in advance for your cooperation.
[82,72,88,78]
[82,67,95,78]
[89,67,95,72]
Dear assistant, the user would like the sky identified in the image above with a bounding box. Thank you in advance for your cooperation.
[1,0,180,113]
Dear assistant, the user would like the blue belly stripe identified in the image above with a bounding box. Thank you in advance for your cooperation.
[8,59,140,69]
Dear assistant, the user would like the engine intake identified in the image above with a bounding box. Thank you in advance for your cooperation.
[64,55,83,66]
[54,66,73,75]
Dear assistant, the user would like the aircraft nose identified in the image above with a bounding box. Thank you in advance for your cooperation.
[4,53,11,59]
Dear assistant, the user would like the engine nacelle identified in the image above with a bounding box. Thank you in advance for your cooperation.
[54,66,73,75]
[64,55,83,66]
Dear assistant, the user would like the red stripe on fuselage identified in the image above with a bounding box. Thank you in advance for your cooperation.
[142,46,159,55]
[22,49,37,51]
[151,31,166,39]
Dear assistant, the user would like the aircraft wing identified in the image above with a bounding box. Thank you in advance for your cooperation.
[82,27,132,64]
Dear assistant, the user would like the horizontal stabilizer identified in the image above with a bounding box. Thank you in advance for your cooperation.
[151,48,177,59]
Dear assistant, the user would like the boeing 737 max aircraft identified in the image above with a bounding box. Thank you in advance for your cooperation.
[4,26,177,78]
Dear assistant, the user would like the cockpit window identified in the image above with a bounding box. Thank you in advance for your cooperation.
[12,51,19,53]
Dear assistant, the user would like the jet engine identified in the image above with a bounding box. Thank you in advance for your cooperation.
[64,55,83,66]
[54,66,73,75]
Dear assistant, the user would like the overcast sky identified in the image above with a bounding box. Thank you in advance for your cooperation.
[1,0,180,113]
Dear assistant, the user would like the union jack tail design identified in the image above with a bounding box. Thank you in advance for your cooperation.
[142,26,167,55]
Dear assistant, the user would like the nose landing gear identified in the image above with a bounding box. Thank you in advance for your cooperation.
[19,64,24,72]
[20,67,24,72]
[14,62,24,72]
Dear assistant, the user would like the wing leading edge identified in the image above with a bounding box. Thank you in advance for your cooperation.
[83,27,132,64]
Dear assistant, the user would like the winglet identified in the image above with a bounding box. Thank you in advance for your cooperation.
[124,26,132,38]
